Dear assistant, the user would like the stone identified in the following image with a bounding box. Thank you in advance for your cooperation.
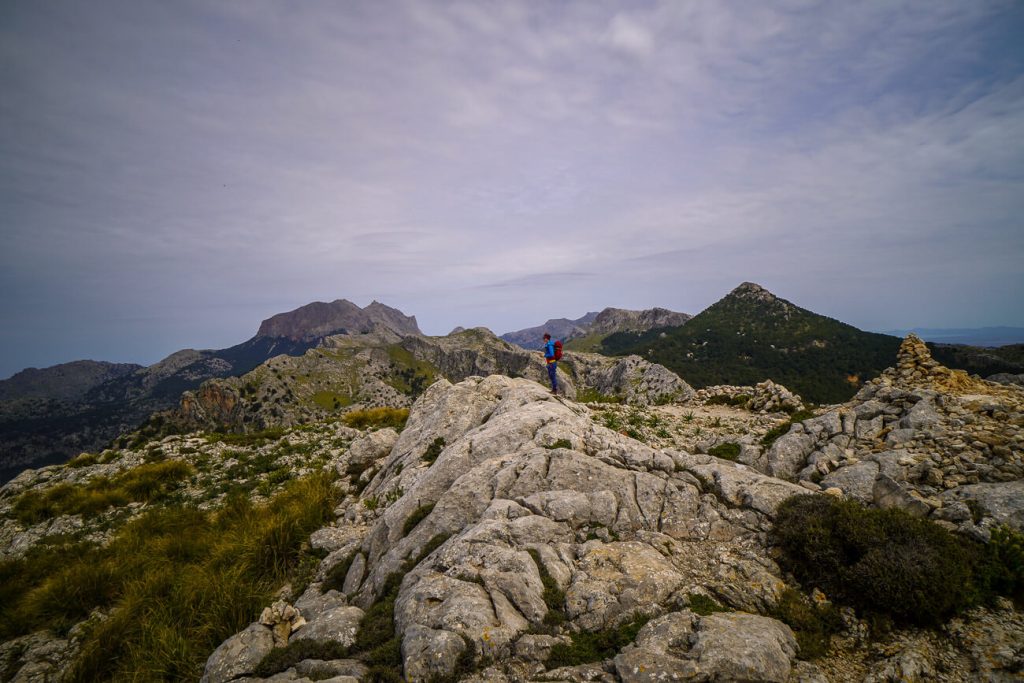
[872,475,930,517]
[690,613,797,683]
[940,481,1024,529]
[291,605,364,647]
[767,431,816,481]
[616,611,797,683]
[401,624,469,682]
[344,427,399,470]
[819,461,879,502]
[201,623,275,683]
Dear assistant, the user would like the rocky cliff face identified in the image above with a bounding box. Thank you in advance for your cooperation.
[257,300,421,341]
[197,371,1022,683]
[587,306,692,336]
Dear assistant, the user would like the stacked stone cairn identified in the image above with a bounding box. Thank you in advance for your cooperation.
[762,334,1024,540]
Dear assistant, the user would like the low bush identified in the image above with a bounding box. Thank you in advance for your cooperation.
[976,525,1024,605]
[13,460,192,524]
[687,593,730,616]
[707,442,741,460]
[403,503,436,536]
[422,437,446,464]
[254,639,349,677]
[342,407,409,431]
[576,388,622,404]
[771,495,988,627]
[770,588,843,659]
[761,410,814,448]
[545,615,650,668]
[67,453,99,468]
[321,553,357,594]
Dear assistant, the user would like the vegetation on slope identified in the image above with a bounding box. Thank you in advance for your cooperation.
[600,284,901,404]
[0,471,339,681]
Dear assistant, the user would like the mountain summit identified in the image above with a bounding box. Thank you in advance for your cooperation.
[601,283,901,403]
[257,300,420,341]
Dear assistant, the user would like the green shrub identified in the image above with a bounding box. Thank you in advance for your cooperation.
[576,388,622,404]
[687,593,730,616]
[255,639,349,677]
[342,407,409,431]
[422,437,446,464]
[321,553,357,594]
[761,410,814,448]
[770,588,842,659]
[403,503,436,536]
[976,525,1024,605]
[545,615,650,668]
[708,442,741,460]
[205,428,286,447]
[706,394,750,408]
[771,495,978,627]
[68,453,99,468]
[527,548,566,630]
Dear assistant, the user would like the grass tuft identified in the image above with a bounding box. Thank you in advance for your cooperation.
[403,503,436,537]
[342,408,409,431]
[2,471,339,680]
[707,442,741,460]
[13,460,193,524]
[545,615,650,668]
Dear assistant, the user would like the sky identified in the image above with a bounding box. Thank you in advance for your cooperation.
[2,0,1023,379]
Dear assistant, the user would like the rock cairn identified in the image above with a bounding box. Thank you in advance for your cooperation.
[759,335,1024,540]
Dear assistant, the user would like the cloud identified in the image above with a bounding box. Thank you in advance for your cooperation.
[0,0,1022,375]
[606,13,655,58]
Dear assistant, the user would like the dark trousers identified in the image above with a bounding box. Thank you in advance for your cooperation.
[547,362,558,392]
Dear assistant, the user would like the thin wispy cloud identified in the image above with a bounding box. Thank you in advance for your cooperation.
[0,0,1022,377]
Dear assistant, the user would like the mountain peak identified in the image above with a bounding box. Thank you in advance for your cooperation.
[728,282,777,301]
[257,300,421,341]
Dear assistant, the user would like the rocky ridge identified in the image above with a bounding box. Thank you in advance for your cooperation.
[197,368,1020,682]
[2,341,1023,681]
[165,327,693,436]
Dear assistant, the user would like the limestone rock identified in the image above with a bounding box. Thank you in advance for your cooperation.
[201,623,275,683]
[767,431,816,481]
[291,606,364,647]
[820,461,879,502]
[613,611,797,683]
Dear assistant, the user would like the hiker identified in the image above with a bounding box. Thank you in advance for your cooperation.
[543,333,559,394]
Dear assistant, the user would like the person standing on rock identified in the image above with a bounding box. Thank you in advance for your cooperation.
[543,333,559,395]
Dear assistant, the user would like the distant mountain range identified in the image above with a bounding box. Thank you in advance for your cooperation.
[882,327,1024,348]
[0,300,419,482]
[4,288,1022,482]
[500,307,691,349]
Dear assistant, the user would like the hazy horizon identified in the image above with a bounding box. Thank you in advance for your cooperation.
[2,1,1023,379]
